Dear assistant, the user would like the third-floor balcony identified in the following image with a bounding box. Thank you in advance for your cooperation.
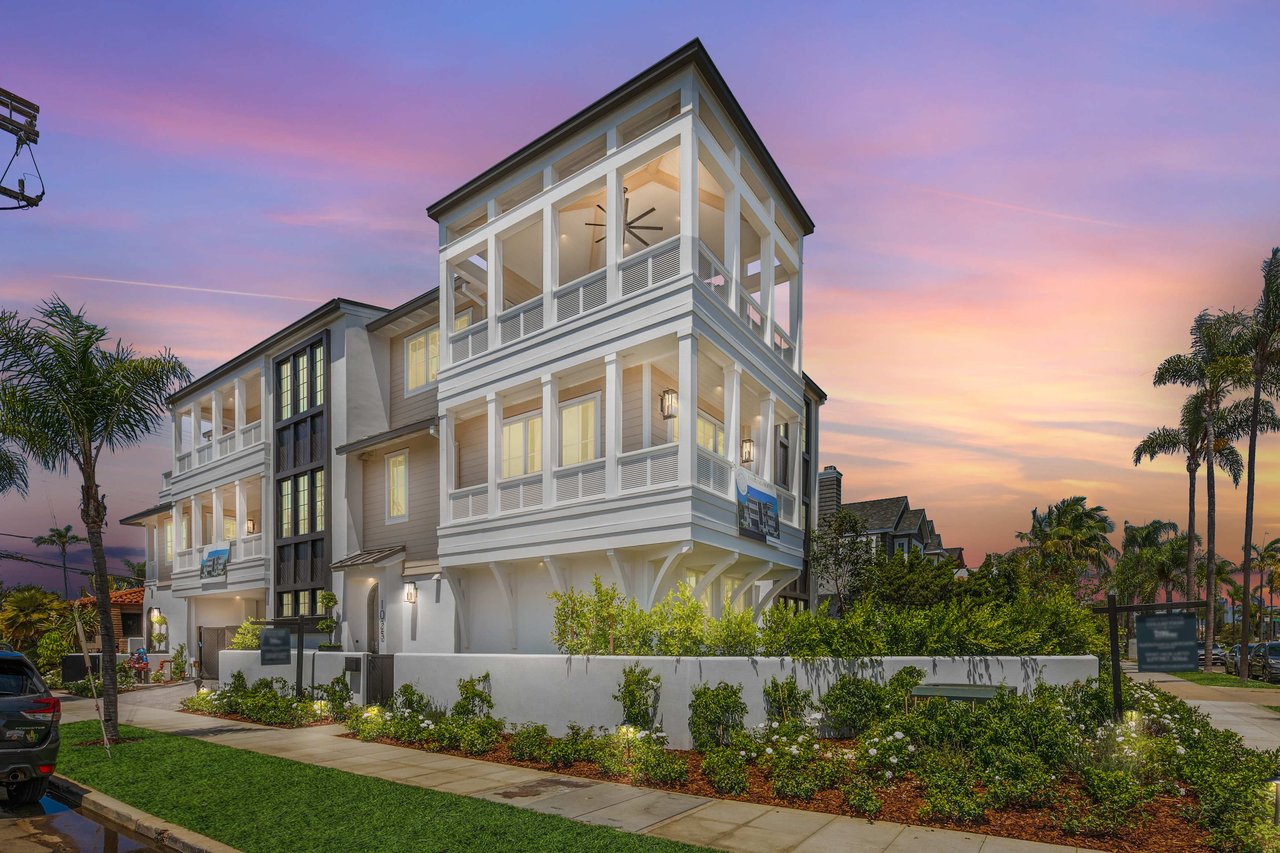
[172,368,266,477]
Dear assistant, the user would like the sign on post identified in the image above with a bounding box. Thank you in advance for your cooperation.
[260,627,291,666]
[1135,612,1198,672]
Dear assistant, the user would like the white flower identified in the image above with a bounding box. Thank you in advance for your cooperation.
[739,751,746,757]
[868,748,877,756]
[637,731,649,739]
[889,756,898,764]
[771,735,779,742]
[893,731,904,740]
[771,721,779,729]
[1176,746,1186,755]
[885,770,894,779]
[765,747,773,755]
[907,744,916,753]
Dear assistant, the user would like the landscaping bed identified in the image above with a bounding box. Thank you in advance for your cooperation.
[179,671,350,727]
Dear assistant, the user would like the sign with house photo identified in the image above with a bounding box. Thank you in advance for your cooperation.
[736,470,780,544]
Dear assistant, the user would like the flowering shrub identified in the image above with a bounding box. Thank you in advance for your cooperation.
[701,746,748,794]
[179,671,333,727]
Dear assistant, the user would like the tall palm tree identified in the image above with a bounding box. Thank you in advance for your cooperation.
[1016,496,1118,588]
[1253,538,1280,640]
[1230,247,1280,682]
[0,299,190,740]
[31,524,86,600]
[1113,520,1180,641]
[0,587,63,650]
[0,441,25,495]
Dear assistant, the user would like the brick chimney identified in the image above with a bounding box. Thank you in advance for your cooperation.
[817,465,843,520]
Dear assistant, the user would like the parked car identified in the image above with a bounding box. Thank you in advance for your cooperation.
[1248,642,1280,683]
[1226,644,1260,675]
[0,651,60,804]
[1197,643,1227,666]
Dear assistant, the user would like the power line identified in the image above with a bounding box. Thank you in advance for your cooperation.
[0,551,136,581]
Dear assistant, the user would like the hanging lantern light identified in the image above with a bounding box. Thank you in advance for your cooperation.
[659,388,678,420]
[740,438,756,465]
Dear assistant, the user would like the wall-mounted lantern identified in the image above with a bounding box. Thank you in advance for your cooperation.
[403,581,418,604]
[659,388,678,420]
[740,438,756,465]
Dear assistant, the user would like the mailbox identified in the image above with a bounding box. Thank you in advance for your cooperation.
[344,656,362,673]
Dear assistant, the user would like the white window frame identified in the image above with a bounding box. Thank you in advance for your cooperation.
[558,392,602,467]
[385,449,409,524]
[454,308,473,332]
[501,410,543,480]
[668,409,725,454]
[404,328,432,397]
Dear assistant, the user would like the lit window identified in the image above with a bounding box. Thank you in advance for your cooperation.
[223,516,237,541]
[406,330,429,392]
[297,474,310,535]
[312,344,325,408]
[314,470,325,532]
[296,353,309,414]
[278,593,294,618]
[560,397,598,466]
[697,413,725,454]
[387,451,408,521]
[502,413,542,478]
[278,361,292,420]
[428,327,440,382]
[297,589,312,617]
[280,480,293,538]
[454,310,472,331]
[163,521,173,561]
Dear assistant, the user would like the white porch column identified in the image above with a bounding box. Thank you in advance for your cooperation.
[541,375,557,506]
[605,166,623,303]
[724,363,741,474]
[605,353,622,497]
[760,394,776,481]
[212,388,224,454]
[440,412,454,524]
[259,370,268,424]
[189,404,200,453]
[234,377,246,431]
[169,507,179,562]
[676,333,698,486]
[172,409,181,456]
[439,256,454,371]
[211,488,224,544]
[641,363,652,450]
[725,189,741,311]
[793,240,804,375]
[679,124,697,276]
[790,413,804,526]
[235,478,247,540]
[486,393,499,515]
[760,232,776,345]
[191,494,202,550]
[486,233,500,351]
[542,204,557,326]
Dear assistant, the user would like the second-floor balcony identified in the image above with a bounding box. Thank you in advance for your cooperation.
[168,476,267,594]
[173,368,266,477]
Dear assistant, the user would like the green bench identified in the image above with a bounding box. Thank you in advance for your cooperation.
[908,683,1002,710]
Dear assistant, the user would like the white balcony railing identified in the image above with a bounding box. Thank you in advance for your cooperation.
[175,452,193,474]
[241,420,263,447]
[450,323,489,364]
[195,442,214,466]
[618,444,679,492]
[737,292,765,335]
[216,432,236,456]
[772,325,796,367]
[450,484,488,521]
[695,447,731,496]
[228,533,263,562]
[553,459,606,503]
[498,300,544,346]
[161,470,172,490]
[619,237,681,297]
[778,489,796,524]
[175,418,264,476]
[555,269,607,323]
[497,474,543,513]
[176,548,195,571]
[697,241,730,303]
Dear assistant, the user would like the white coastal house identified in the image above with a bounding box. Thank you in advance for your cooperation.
[123,39,824,671]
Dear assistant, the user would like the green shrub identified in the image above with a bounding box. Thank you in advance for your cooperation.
[451,673,493,719]
[614,664,660,728]
[981,751,1058,809]
[688,681,747,750]
[384,684,445,742]
[458,716,504,755]
[919,753,985,823]
[633,742,688,785]
[843,776,883,817]
[766,750,826,801]
[312,675,355,720]
[170,643,187,679]
[763,674,812,726]
[545,722,600,768]
[35,631,72,674]
[228,620,262,650]
[1068,767,1154,836]
[509,722,551,762]
[701,747,748,795]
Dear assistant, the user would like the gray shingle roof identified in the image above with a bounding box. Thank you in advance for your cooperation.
[842,497,908,532]
[895,508,926,536]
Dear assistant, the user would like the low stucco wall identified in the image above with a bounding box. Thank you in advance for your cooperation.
[393,654,1099,749]
[217,650,367,704]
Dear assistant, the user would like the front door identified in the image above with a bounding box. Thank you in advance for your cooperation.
[367,583,380,654]
[198,626,229,681]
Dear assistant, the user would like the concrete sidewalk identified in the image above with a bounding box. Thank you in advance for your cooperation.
[59,688,1079,853]
[1125,667,1280,750]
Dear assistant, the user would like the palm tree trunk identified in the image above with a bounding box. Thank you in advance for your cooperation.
[1166,583,1173,605]
[1240,377,1263,683]
[79,468,119,741]
[1205,424,1218,668]
[1185,461,1198,603]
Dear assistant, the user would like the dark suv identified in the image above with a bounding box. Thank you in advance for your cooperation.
[1248,643,1280,684]
[0,651,60,804]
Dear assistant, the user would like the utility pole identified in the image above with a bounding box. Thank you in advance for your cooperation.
[0,87,44,209]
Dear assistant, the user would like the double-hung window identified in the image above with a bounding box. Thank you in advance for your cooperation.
[671,411,725,454]
[559,396,599,466]
[502,412,542,479]
[386,451,408,523]
[405,326,440,394]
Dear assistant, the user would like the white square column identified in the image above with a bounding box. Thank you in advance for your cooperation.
[235,479,247,540]
[234,377,246,432]
[486,393,499,515]
[439,256,454,372]
[604,353,622,497]
[679,124,697,276]
[191,495,202,551]
[723,363,741,477]
[760,232,776,345]
[211,488,224,544]
[676,333,698,486]
[760,394,776,481]
[439,412,454,524]
[605,167,623,303]
[212,389,224,453]
[541,375,558,505]
[486,233,500,353]
[169,507,180,560]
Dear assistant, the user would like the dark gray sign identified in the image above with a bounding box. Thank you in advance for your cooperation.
[1135,612,1198,672]
[260,627,291,666]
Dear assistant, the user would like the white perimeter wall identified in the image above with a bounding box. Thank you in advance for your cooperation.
[394,654,1100,749]
[219,650,368,705]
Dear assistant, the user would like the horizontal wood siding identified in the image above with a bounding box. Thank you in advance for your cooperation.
[455,414,487,489]
[361,434,439,563]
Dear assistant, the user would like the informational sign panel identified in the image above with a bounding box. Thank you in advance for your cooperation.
[260,627,291,666]
[1135,612,1198,672]
[736,470,780,544]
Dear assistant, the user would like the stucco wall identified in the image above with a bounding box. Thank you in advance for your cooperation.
[393,654,1099,749]
[218,650,367,704]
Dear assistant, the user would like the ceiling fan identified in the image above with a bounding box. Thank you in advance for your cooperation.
[586,187,664,248]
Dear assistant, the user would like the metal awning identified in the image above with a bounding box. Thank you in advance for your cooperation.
[330,546,405,570]
[336,419,436,456]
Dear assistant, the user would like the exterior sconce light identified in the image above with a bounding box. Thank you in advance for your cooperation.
[659,388,678,420]
[246,519,257,534]
[403,582,418,604]
[740,438,756,465]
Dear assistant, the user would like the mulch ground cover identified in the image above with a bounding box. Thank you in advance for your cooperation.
[341,731,1213,853]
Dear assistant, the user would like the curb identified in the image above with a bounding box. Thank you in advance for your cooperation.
[49,776,240,853]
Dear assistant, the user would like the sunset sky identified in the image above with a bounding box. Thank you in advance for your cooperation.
[2,2,1279,588]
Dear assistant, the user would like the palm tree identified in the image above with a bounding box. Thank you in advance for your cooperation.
[1230,247,1280,682]
[0,299,190,740]
[1016,496,1118,588]
[0,441,25,495]
[1113,519,1180,638]
[1253,538,1280,640]
[0,587,62,650]
[31,524,86,600]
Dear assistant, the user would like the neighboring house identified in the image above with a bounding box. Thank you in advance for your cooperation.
[122,39,823,660]
[71,586,145,653]
[815,466,965,569]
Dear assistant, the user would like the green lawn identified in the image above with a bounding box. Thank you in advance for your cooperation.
[57,722,706,853]
[1173,671,1280,689]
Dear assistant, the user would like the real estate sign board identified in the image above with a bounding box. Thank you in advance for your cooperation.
[1135,612,1198,672]
[735,469,780,544]
[260,627,291,666]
